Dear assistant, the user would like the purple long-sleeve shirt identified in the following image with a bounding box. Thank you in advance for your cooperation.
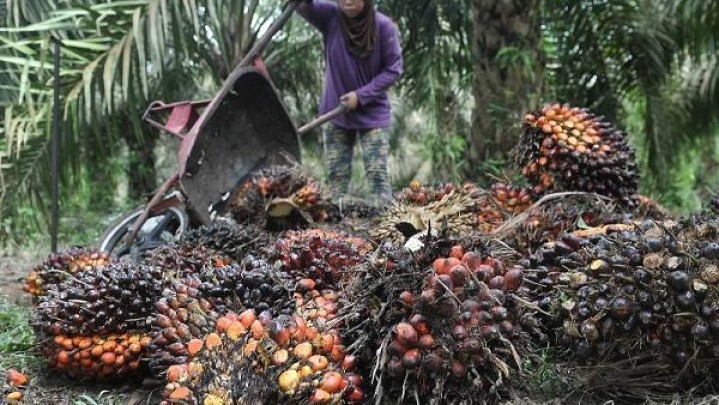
[297,1,403,130]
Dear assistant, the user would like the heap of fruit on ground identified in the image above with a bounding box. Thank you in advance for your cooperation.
[11,103,719,405]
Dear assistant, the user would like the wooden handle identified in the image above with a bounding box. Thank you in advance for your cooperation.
[297,104,349,135]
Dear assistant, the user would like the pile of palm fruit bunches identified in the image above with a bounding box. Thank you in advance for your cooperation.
[14,103,719,404]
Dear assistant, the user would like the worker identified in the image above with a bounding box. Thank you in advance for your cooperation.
[297,0,403,203]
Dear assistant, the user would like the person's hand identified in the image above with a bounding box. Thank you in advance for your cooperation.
[340,92,360,110]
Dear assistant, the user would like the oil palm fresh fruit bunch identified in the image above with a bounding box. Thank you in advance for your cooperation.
[342,240,540,404]
[395,181,466,206]
[24,248,112,298]
[376,247,530,403]
[179,221,273,262]
[32,262,162,380]
[271,229,371,287]
[160,274,364,404]
[521,217,719,382]
[36,330,150,380]
[34,262,164,336]
[196,260,295,316]
[372,183,483,245]
[475,182,534,233]
[230,165,332,230]
[147,260,295,374]
[513,103,639,205]
[142,243,233,277]
[146,275,224,373]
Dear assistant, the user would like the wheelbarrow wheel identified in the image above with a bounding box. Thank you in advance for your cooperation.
[97,204,189,258]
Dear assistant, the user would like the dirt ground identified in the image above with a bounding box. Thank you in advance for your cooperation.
[0,251,42,306]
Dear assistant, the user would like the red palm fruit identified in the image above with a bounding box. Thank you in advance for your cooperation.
[449,246,465,259]
[402,349,421,369]
[394,323,418,347]
[461,252,482,271]
[505,268,524,291]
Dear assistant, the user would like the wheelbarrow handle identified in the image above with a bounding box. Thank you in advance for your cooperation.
[236,0,303,70]
[298,103,350,135]
[142,99,211,139]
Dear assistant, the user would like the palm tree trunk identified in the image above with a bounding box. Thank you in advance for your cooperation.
[470,0,544,164]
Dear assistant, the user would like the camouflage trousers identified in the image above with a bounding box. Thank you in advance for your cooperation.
[323,125,392,202]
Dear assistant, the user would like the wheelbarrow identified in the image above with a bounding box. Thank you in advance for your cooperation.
[98,0,348,257]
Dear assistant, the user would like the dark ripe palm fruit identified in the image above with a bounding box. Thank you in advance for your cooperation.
[24,248,113,298]
[142,244,233,278]
[523,216,719,380]
[667,271,691,291]
[505,268,524,291]
[35,262,164,336]
[272,229,369,286]
[513,103,639,205]
[179,222,271,262]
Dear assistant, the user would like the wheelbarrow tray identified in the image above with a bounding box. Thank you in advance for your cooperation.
[178,67,301,224]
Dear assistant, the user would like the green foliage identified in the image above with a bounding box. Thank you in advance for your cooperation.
[421,128,466,183]
[522,350,572,399]
[0,300,38,371]
[1,0,719,241]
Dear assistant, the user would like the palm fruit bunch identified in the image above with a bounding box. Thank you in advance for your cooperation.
[178,221,273,261]
[482,194,632,256]
[146,276,222,373]
[631,194,672,220]
[3,369,28,404]
[147,260,296,373]
[196,261,296,316]
[142,243,233,276]
[512,103,639,205]
[36,331,150,380]
[34,262,165,336]
[160,277,363,404]
[340,236,540,404]
[230,165,331,229]
[377,248,530,403]
[271,229,371,287]
[23,248,112,298]
[372,182,483,245]
[31,262,162,380]
[395,180,465,206]
[521,217,719,385]
[475,182,534,233]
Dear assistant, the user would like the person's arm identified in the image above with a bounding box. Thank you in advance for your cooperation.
[355,21,403,106]
[296,0,338,34]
